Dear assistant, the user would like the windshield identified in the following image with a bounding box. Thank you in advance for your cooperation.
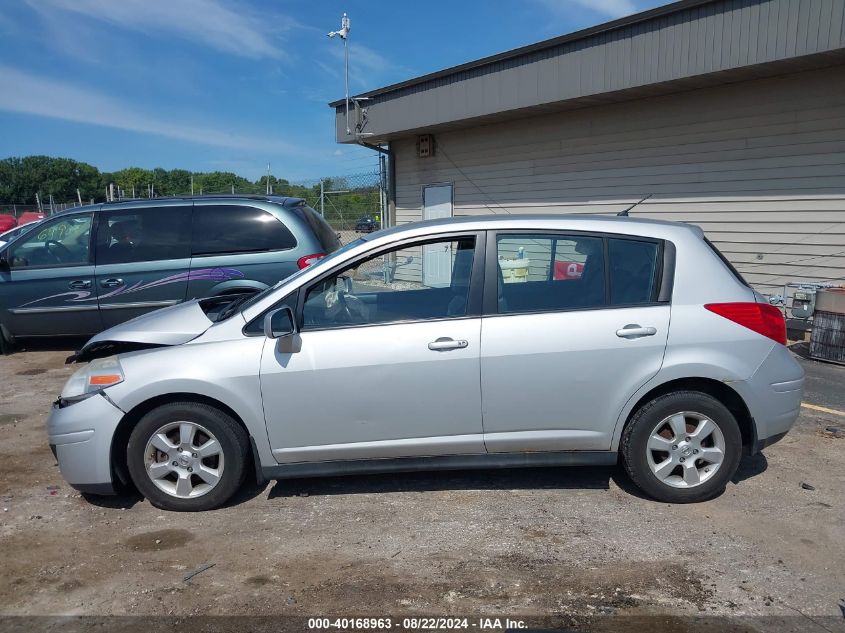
[216,236,368,322]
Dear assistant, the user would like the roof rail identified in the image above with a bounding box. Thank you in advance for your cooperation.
[102,194,306,206]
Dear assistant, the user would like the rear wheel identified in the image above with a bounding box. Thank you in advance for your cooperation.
[126,402,250,511]
[621,391,742,503]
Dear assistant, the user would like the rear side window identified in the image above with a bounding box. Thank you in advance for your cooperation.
[295,206,341,253]
[96,207,191,265]
[496,234,605,314]
[607,238,660,305]
[192,205,297,256]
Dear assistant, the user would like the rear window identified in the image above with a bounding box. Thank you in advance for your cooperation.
[295,205,341,253]
[192,205,297,256]
[704,237,749,287]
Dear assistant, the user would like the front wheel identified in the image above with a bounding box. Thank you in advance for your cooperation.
[126,402,250,511]
[621,391,743,503]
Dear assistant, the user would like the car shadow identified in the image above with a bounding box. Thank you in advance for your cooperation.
[10,336,87,354]
[732,452,768,483]
[266,465,613,499]
[81,490,144,509]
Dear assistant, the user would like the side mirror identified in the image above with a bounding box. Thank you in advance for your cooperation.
[0,252,9,272]
[263,306,297,339]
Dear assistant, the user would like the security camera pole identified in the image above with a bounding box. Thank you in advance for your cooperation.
[328,13,351,136]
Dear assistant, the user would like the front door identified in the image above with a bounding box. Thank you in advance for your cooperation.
[94,205,192,329]
[260,234,485,463]
[481,232,670,452]
[1,212,100,337]
[422,184,452,287]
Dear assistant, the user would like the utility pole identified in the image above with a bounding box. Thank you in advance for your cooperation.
[190,174,194,196]
[319,179,325,217]
[77,188,82,205]
[231,183,235,194]
[35,192,41,211]
[266,163,271,195]
[328,13,351,136]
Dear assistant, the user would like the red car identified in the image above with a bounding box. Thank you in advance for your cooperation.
[17,211,45,225]
[0,215,17,233]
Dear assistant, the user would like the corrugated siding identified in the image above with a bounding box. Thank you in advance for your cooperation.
[393,65,845,294]
[337,0,845,140]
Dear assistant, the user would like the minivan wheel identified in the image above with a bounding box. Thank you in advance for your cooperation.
[126,402,250,511]
[621,391,742,503]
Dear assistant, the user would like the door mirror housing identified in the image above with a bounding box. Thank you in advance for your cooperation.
[263,306,297,339]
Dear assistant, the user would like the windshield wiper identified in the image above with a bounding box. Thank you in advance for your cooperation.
[215,293,253,322]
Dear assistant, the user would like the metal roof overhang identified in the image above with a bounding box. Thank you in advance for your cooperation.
[330,0,845,144]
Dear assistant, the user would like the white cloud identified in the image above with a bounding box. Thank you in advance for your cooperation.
[0,65,296,152]
[535,0,639,20]
[26,0,286,59]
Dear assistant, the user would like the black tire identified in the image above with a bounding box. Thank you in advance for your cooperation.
[0,329,13,355]
[126,402,250,511]
[621,390,742,503]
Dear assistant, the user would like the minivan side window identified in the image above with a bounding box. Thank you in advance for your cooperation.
[302,236,476,329]
[608,238,660,305]
[192,205,297,256]
[8,213,93,269]
[495,234,605,314]
[96,207,191,265]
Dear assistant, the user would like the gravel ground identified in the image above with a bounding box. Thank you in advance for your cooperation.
[0,345,843,631]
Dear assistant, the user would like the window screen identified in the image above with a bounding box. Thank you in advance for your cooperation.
[192,205,297,256]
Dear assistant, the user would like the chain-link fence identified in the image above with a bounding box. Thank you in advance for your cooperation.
[0,168,387,243]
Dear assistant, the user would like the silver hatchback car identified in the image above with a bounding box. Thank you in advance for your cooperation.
[48,215,804,511]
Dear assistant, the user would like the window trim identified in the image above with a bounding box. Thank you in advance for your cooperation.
[7,212,95,271]
[294,230,486,333]
[190,204,298,257]
[483,229,670,317]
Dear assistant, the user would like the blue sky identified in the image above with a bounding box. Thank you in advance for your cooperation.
[0,0,664,182]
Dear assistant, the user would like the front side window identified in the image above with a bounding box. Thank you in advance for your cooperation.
[302,236,476,329]
[496,234,605,314]
[192,205,297,256]
[96,207,191,265]
[9,213,93,269]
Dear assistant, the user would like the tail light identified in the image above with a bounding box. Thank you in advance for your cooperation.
[297,253,326,269]
[704,302,787,345]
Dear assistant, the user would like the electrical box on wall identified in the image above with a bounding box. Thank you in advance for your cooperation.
[417,134,435,158]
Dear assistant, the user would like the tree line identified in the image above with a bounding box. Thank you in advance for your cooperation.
[0,155,319,203]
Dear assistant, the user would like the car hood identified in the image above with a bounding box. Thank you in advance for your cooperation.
[69,299,213,363]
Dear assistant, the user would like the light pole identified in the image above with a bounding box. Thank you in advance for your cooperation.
[328,13,351,136]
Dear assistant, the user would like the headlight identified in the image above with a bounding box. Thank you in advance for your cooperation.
[61,355,125,404]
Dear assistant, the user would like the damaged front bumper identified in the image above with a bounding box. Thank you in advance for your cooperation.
[47,392,125,495]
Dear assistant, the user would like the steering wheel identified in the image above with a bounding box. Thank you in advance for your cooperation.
[335,288,369,323]
[44,240,72,263]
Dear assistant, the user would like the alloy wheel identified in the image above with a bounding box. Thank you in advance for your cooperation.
[645,411,726,488]
[143,421,225,499]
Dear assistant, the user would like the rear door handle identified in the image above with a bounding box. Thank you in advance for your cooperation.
[68,280,91,290]
[100,278,123,288]
[428,337,469,351]
[616,324,657,338]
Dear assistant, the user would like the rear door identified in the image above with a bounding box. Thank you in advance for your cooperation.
[94,204,192,329]
[480,231,671,452]
[1,212,99,337]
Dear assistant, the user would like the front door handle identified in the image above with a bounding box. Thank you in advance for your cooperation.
[100,278,123,288]
[428,337,469,351]
[616,324,657,339]
[68,280,91,290]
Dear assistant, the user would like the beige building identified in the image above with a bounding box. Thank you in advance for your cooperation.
[332,0,845,296]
